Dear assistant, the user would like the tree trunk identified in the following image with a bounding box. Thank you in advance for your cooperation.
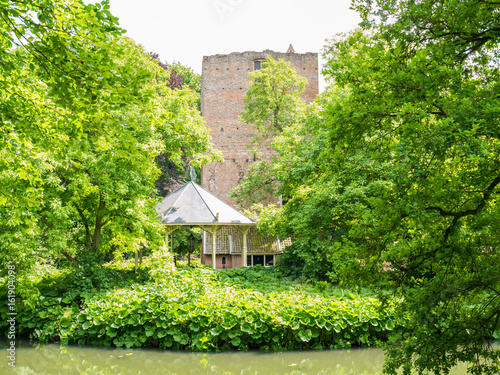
[75,205,92,250]
[91,194,106,252]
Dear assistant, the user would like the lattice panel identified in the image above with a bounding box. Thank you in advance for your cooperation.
[203,226,291,255]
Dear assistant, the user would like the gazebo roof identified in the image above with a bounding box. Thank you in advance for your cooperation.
[157,181,255,226]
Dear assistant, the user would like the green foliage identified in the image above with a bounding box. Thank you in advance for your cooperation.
[0,0,122,216]
[0,262,403,352]
[167,61,201,94]
[240,56,307,143]
[251,1,500,373]
[150,57,204,197]
[171,227,202,266]
[0,1,221,274]
[275,239,337,283]
[1,0,122,273]
[232,160,278,206]
[233,57,308,207]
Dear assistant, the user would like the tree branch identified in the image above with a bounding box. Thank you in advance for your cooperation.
[427,175,500,240]
[431,103,449,117]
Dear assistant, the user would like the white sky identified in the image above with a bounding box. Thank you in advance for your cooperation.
[89,0,361,90]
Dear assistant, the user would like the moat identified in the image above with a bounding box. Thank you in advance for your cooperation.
[0,341,474,374]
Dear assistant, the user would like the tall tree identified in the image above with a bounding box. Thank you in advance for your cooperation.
[0,1,220,273]
[255,1,500,373]
[0,0,122,214]
[1,0,124,271]
[240,57,307,144]
[148,54,204,196]
[232,57,307,207]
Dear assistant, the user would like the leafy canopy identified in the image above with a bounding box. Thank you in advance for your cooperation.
[0,1,220,274]
[252,1,499,373]
[240,57,307,144]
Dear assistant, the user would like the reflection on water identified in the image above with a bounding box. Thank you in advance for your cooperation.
[0,341,472,375]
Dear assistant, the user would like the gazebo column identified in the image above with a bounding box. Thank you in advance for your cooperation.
[211,225,219,269]
[201,225,220,269]
[237,226,251,267]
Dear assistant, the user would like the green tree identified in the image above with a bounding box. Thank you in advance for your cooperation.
[167,61,201,94]
[148,54,204,196]
[232,57,307,207]
[240,56,307,144]
[171,228,202,267]
[0,0,121,213]
[149,54,201,104]
[255,1,500,373]
[0,1,220,274]
[1,0,125,271]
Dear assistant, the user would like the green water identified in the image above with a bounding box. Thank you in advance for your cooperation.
[0,342,472,375]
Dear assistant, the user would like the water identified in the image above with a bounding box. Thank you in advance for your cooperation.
[0,341,472,375]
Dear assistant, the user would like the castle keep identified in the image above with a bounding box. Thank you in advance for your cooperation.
[199,47,319,268]
[200,48,319,206]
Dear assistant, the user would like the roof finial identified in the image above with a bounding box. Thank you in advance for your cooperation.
[189,165,197,181]
[287,44,295,54]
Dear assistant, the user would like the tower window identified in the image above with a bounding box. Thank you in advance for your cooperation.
[254,60,263,70]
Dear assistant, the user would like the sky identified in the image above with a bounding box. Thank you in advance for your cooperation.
[93,0,361,90]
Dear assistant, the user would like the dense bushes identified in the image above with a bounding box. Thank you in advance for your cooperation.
[0,261,404,351]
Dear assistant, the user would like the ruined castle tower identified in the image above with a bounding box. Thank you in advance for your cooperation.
[200,48,319,208]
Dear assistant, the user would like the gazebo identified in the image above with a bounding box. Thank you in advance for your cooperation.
[157,181,256,269]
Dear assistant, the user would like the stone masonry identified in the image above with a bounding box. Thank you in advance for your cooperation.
[200,48,319,208]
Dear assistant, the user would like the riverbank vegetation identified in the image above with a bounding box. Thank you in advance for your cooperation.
[0,258,403,351]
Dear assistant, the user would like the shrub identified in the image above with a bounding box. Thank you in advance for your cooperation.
[0,262,404,351]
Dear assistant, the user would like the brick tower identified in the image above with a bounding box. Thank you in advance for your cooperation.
[200,48,319,208]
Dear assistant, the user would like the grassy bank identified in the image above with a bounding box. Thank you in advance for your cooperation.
[0,258,404,351]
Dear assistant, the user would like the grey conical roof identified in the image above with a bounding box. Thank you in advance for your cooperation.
[157,181,255,225]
